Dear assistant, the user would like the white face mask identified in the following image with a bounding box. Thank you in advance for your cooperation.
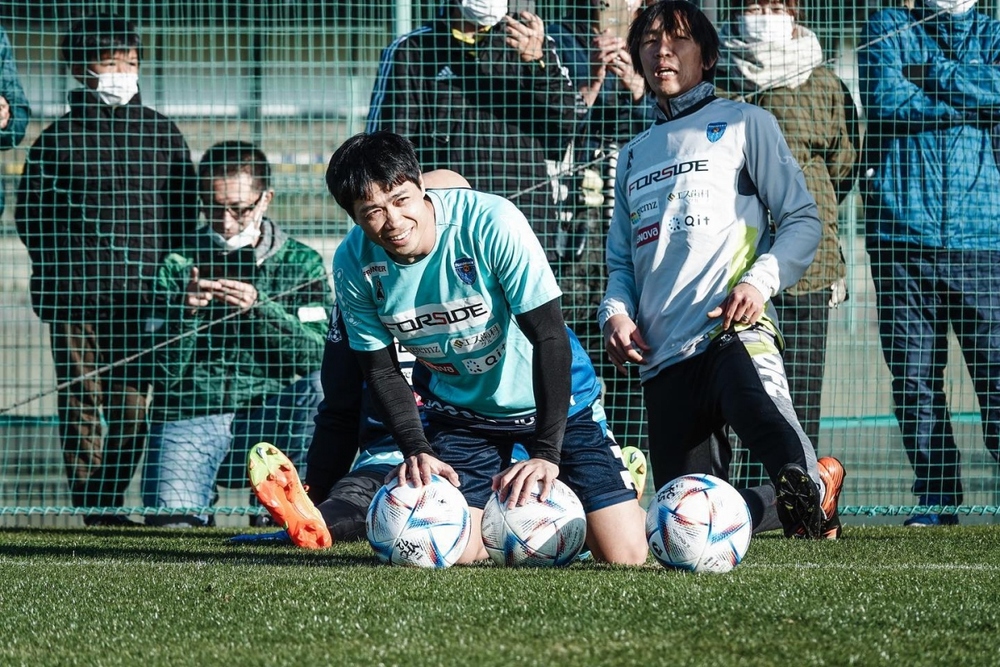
[457,0,508,27]
[923,0,977,14]
[206,215,262,252]
[88,70,139,106]
[738,13,795,43]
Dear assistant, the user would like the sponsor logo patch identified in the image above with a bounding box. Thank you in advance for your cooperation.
[451,323,503,354]
[636,222,660,248]
[362,262,388,279]
[404,341,445,358]
[627,159,709,195]
[381,297,490,340]
[419,359,460,375]
[461,341,507,374]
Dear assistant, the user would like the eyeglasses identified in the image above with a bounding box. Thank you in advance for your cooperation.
[203,191,264,221]
[744,3,790,15]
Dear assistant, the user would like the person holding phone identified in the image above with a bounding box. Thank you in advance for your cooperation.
[365,0,586,265]
[142,140,331,527]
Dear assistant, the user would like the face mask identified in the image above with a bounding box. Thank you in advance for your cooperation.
[923,0,977,14]
[738,13,795,43]
[88,70,139,106]
[457,0,508,27]
[206,215,262,252]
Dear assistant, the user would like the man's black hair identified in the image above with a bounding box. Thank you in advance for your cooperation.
[61,12,143,68]
[326,131,422,217]
[199,140,271,192]
[627,0,720,89]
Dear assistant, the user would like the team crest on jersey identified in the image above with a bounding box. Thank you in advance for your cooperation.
[374,276,385,303]
[706,122,727,143]
[454,257,477,285]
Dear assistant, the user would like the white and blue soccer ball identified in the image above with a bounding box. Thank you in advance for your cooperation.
[365,475,471,568]
[646,473,752,574]
[481,478,587,567]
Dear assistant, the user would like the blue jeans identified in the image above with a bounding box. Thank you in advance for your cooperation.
[869,242,1000,504]
[142,372,323,526]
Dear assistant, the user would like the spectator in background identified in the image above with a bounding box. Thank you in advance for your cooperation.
[859,0,1000,526]
[142,141,330,527]
[600,0,843,539]
[365,0,586,261]
[15,13,198,525]
[546,0,653,454]
[0,24,30,217]
[715,0,857,452]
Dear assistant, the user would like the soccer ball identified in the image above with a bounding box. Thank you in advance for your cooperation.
[481,479,587,567]
[646,473,752,574]
[365,475,472,568]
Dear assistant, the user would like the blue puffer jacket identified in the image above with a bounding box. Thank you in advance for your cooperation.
[859,6,1000,250]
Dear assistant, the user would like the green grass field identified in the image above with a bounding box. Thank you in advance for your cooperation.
[1,526,998,667]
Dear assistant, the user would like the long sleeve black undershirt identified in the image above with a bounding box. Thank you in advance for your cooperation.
[514,298,571,464]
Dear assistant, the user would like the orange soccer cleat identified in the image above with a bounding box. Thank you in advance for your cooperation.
[817,456,846,539]
[247,442,332,549]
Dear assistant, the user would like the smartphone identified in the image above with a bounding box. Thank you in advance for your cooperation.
[594,0,633,41]
[507,0,536,16]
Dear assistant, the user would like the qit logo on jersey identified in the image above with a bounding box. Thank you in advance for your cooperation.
[454,257,477,285]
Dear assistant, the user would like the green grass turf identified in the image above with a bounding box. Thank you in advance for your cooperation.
[0,526,998,667]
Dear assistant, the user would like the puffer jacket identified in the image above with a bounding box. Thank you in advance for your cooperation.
[147,220,332,423]
[859,7,1000,250]
[15,88,199,322]
[717,61,857,295]
[366,18,586,246]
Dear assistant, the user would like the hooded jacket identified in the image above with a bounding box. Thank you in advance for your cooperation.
[859,6,1000,250]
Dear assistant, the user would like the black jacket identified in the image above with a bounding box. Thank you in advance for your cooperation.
[16,88,199,322]
[366,20,586,246]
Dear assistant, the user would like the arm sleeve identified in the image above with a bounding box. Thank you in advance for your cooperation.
[738,110,821,298]
[858,12,973,128]
[597,162,639,330]
[163,124,200,253]
[356,346,433,459]
[243,247,331,376]
[514,299,571,465]
[507,34,588,155]
[149,254,201,394]
[366,32,425,141]
[14,143,56,263]
[830,78,862,203]
[305,306,364,502]
[922,58,1000,115]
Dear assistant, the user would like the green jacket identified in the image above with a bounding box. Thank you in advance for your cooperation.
[718,66,858,295]
[148,219,332,423]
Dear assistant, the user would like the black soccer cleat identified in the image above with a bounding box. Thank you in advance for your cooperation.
[775,463,823,539]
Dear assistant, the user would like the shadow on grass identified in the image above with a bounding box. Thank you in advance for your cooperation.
[0,527,381,567]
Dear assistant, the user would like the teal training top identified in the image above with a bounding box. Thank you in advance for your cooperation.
[333,187,562,419]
